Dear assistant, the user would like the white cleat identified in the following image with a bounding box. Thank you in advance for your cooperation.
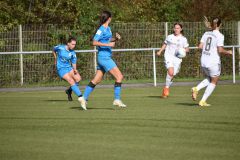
[78,97,87,110]
[113,99,127,108]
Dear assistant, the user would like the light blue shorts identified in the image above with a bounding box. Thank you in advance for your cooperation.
[97,57,117,73]
[57,67,73,78]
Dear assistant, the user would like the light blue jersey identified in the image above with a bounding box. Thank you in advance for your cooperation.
[53,45,77,78]
[83,23,123,102]
[93,25,112,58]
[53,45,77,70]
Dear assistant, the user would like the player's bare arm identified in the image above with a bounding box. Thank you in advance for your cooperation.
[217,47,232,55]
[72,64,78,74]
[198,42,204,50]
[52,51,57,65]
[111,33,121,42]
[185,47,190,52]
[157,43,167,56]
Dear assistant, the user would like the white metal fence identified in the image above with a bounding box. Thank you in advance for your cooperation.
[0,46,239,87]
[0,22,240,87]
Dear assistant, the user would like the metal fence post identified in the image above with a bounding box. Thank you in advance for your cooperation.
[153,49,157,86]
[165,22,168,39]
[232,47,236,84]
[238,21,240,75]
[19,25,23,86]
[94,46,97,73]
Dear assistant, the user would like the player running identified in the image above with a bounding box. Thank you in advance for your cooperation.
[52,37,86,110]
[191,17,232,107]
[157,23,189,98]
[80,10,126,110]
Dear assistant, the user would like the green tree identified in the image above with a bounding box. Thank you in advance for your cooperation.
[181,0,240,21]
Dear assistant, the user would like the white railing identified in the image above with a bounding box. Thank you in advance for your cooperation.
[0,45,239,86]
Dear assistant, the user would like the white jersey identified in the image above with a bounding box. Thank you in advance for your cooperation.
[164,34,189,62]
[200,30,224,67]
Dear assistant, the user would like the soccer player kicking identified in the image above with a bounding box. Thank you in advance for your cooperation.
[52,37,86,110]
[157,23,189,98]
[191,17,232,107]
[80,11,126,110]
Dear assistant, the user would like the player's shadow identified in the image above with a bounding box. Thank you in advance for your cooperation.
[44,99,68,102]
[175,102,197,107]
[147,96,173,99]
[70,106,114,110]
[147,96,161,99]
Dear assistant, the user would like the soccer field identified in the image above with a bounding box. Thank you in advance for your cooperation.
[0,85,240,160]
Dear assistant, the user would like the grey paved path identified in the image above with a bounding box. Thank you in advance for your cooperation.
[0,80,239,92]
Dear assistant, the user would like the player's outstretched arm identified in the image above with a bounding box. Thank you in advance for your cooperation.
[217,47,232,55]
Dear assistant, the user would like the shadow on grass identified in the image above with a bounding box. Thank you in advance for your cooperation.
[70,106,115,110]
[44,99,68,102]
[147,96,175,99]
[175,102,198,107]
[147,96,161,99]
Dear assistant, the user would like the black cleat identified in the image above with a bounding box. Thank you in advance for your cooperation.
[65,88,73,101]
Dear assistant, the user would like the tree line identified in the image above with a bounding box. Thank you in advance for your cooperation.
[1,0,240,32]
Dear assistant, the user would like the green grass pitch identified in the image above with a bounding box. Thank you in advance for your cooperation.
[0,85,240,160]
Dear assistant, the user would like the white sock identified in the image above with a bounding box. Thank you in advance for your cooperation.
[196,78,210,91]
[165,74,173,87]
[201,83,216,102]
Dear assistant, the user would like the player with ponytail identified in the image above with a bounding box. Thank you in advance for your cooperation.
[191,17,232,106]
[80,11,126,110]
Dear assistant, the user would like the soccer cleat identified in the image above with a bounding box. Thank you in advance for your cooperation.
[191,87,198,101]
[65,88,73,101]
[113,99,127,108]
[78,97,87,110]
[198,100,211,107]
[161,87,169,98]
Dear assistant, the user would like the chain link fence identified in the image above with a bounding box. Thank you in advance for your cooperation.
[0,22,239,87]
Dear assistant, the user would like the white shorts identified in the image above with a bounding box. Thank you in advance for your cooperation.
[164,59,181,75]
[202,64,221,77]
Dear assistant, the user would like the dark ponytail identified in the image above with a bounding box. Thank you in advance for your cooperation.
[91,11,112,41]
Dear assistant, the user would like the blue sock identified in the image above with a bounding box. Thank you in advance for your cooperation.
[71,84,82,97]
[83,82,96,100]
[114,82,122,100]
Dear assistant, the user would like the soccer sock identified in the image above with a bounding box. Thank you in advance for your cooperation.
[83,81,96,100]
[67,86,72,92]
[114,82,122,100]
[196,78,210,91]
[165,74,173,88]
[71,84,82,97]
[201,83,216,102]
